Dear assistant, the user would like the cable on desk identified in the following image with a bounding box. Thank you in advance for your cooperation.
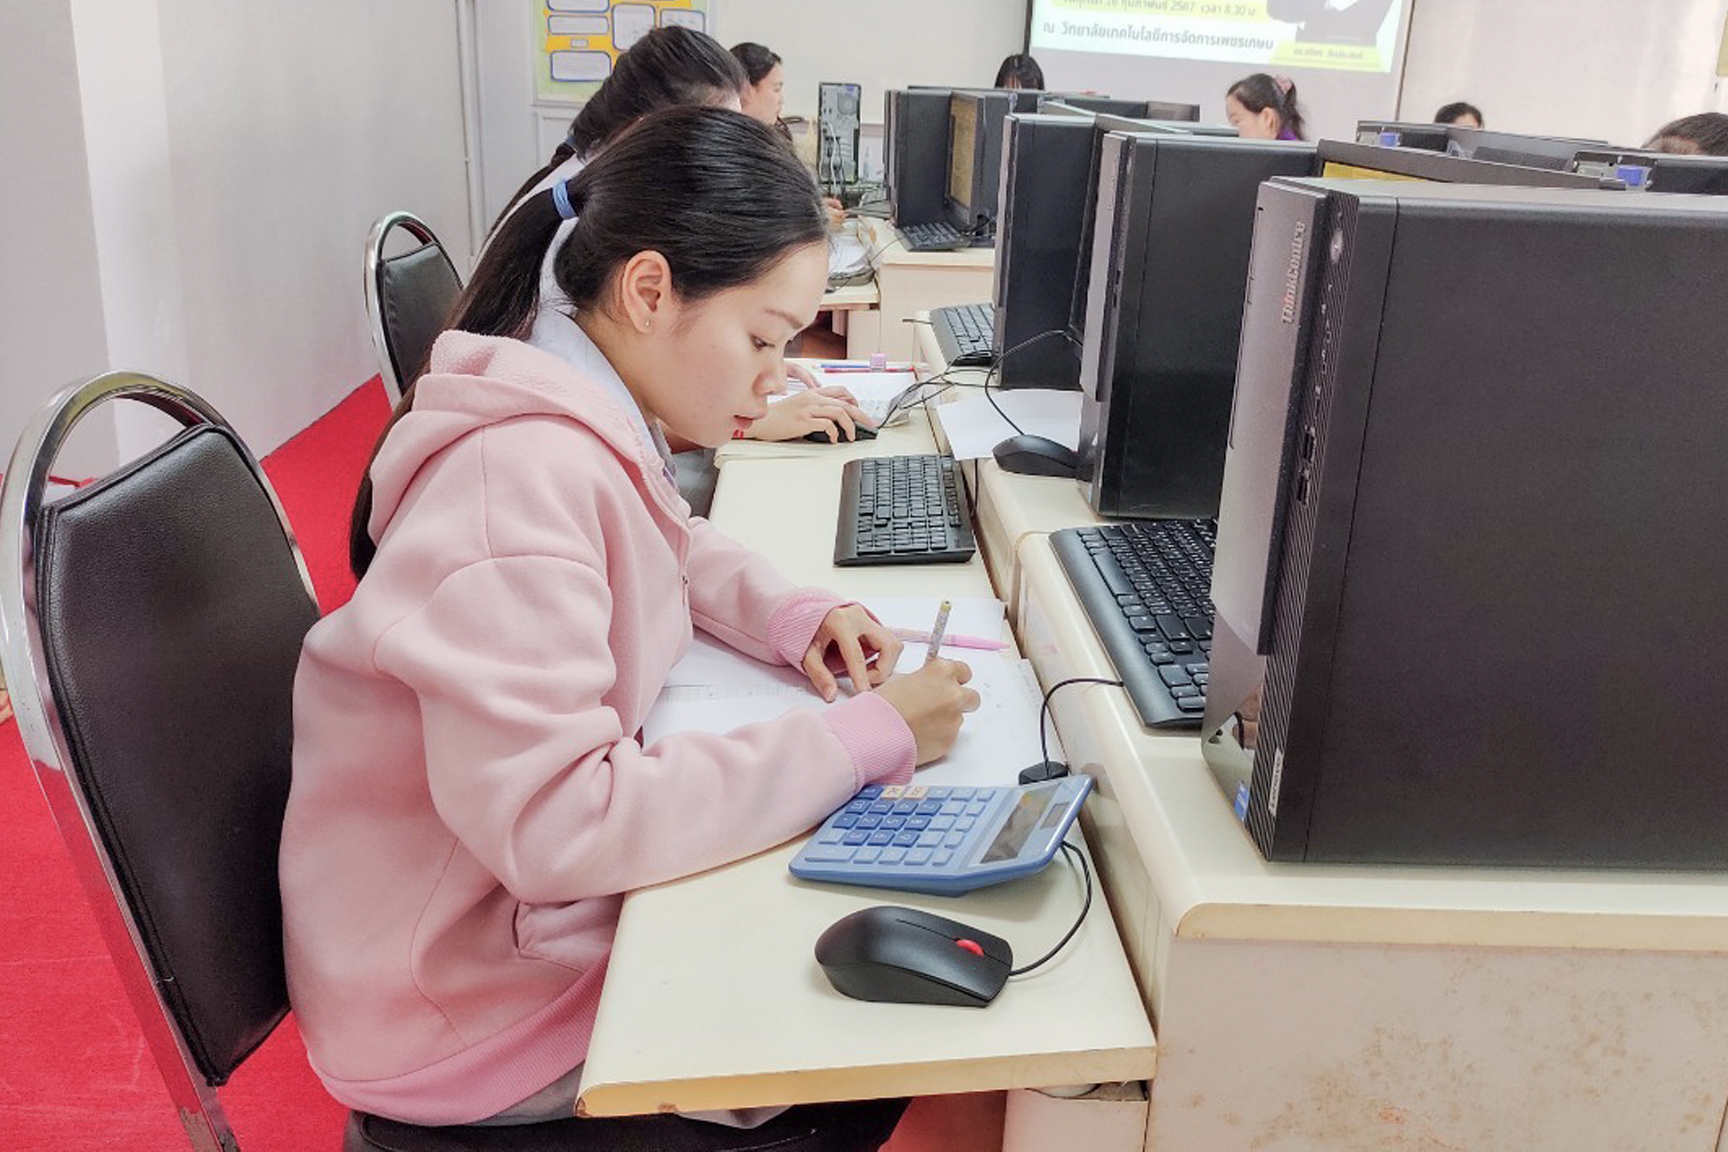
[1035,676,1126,774]
[983,328,1080,436]
[1008,841,1093,978]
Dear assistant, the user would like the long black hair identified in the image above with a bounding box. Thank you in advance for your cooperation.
[495,26,745,224]
[350,106,827,577]
[1228,72,1306,141]
[1435,101,1484,127]
[730,42,781,86]
[994,54,1044,90]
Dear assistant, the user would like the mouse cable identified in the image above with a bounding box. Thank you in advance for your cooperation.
[1038,676,1127,772]
[983,328,1081,437]
[1008,841,1093,978]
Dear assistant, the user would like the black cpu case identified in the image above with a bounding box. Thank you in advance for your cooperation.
[1205,178,1728,868]
[884,89,951,227]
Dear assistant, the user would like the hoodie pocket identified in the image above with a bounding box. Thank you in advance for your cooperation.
[512,895,624,971]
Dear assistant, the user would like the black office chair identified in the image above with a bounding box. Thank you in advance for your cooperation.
[0,373,905,1151]
[364,211,464,404]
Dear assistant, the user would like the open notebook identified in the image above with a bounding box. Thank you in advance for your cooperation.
[645,597,1060,788]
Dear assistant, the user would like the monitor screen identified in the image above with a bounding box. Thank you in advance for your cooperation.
[949,99,978,213]
[1321,161,1430,182]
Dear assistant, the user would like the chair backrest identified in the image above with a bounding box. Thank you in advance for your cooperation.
[0,373,320,1150]
[364,211,464,405]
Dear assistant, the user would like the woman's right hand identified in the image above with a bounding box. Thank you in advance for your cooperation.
[874,658,980,766]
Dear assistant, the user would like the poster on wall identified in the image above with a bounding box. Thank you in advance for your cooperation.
[536,0,712,104]
[1029,0,1408,73]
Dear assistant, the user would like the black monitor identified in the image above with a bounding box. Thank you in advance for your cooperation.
[945,91,1012,237]
[1315,139,1623,188]
[1570,148,1728,194]
[991,113,1096,390]
[817,81,863,194]
[1040,96,1202,122]
[1205,178,1728,868]
[884,88,952,226]
[1353,120,1451,151]
[1076,133,1318,519]
[913,84,1043,113]
[1442,126,1604,170]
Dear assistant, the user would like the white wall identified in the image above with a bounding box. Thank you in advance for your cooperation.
[1399,0,1728,145]
[1,0,473,474]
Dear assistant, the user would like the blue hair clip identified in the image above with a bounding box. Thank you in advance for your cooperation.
[551,181,576,221]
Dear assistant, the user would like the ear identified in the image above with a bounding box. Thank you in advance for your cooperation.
[1260,107,1281,136]
[616,250,676,334]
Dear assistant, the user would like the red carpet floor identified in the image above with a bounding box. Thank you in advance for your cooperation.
[0,376,1000,1150]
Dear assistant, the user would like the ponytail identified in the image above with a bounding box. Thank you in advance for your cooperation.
[1228,72,1306,141]
[349,106,824,579]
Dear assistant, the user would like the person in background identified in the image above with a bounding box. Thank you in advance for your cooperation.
[1435,101,1484,129]
[285,105,978,1135]
[732,41,848,230]
[1225,73,1307,141]
[994,53,1045,90]
[1644,112,1728,157]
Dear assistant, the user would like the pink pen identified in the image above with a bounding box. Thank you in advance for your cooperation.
[889,627,1006,651]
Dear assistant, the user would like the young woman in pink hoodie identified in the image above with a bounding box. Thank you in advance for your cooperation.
[280,106,977,1143]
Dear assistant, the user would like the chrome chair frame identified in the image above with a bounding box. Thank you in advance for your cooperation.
[363,211,463,405]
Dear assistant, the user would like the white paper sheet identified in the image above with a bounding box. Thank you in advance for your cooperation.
[937,390,1084,461]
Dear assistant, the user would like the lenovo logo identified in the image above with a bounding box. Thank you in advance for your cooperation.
[1279,222,1307,325]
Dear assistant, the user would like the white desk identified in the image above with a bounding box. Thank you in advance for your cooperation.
[819,279,881,360]
[909,330,1728,1151]
[860,218,996,361]
[578,418,1156,1121]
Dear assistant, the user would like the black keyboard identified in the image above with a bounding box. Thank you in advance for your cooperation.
[898,220,969,252]
[834,455,977,567]
[930,302,995,367]
[1051,522,1216,728]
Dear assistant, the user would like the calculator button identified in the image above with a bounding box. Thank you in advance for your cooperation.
[926,787,951,799]
[904,786,928,799]
[855,814,881,829]
[853,847,882,864]
[943,832,966,848]
[950,788,975,800]
[816,828,846,844]
[916,830,944,848]
[954,818,975,833]
[939,801,966,816]
[906,849,934,865]
[868,831,894,846]
[904,816,931,831]
[893,831,919,848]
[880,786,905,799]
[914,801,942,816]
[858,785,883,799]
[879,848,908,864]
[965,802,988,817]
[833,814,859,828]
[842,831,869,846]
[803,846,856,863]
[891,801,919,815]
[868,801,893,814]
[880,816,906,830]
[933,850,954,867]
[928,816,955,831]
[842,800,871,815]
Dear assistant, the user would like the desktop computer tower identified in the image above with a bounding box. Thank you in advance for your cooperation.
[991,114,1095,389]
[884,88,951,227]
[1204,178,1728,868]
[945,91,1013,239]
[1076,134,1316,519]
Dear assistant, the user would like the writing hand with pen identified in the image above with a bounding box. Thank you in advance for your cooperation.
[801,600,981,766]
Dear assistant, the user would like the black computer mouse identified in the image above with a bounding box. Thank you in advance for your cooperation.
[814,905,1012,1008]
[802,424,879,444]
[992,433,1079,478]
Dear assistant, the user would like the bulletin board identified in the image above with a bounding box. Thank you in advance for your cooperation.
[537,0,714,104]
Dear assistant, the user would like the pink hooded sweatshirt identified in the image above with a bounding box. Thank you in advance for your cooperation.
[280,331,915,1124]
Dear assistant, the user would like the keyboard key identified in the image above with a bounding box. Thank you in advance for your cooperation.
[803,845,856,863]
[906,849,934,865]
[842,800,870,815]
[890,801,918,815]
[816,828,847,844]
[915,801,942,816]
[955,818,975,832]
[949,788,975,800]
[833,814,859,828]
[855,814,881,829]
[893,831,919,848]
[939,801,966,816]
[879,848,908,864]
[868,831,894,847]
[965,802,987,817]
[916,830,944,848]
[926,787,951,799]
[904,786,928,799]
[853,847,882,864]
[842,830,869,846]
[1177,696,1206,712]
[928,816,955,831]
[933,851,955,867]
[1159,666,1193,688]
[857,785,883,799]
[905,816,931,831]
[880,786,905,799]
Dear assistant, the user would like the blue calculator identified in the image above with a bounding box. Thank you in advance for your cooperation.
[789,776,1093,896]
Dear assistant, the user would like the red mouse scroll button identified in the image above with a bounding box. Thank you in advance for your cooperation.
[955,939,984,957]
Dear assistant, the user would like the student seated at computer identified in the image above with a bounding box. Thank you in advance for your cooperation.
[994,52,1044,90]
[732,41,847,227]
[283,106,980,1135]
[1644,112,1728,157]
[1225,73,1308,140]
[1435,100,1485,129]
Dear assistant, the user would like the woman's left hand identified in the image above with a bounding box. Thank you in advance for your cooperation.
[802,605,903,702]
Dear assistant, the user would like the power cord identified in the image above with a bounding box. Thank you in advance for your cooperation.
[983,328,1080,436]
[1021,675,1126,784]
[1007,841,1093,977]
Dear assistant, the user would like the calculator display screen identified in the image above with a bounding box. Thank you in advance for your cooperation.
[980,790,1055,863]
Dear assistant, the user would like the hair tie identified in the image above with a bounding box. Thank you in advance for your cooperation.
[1274,75,1294,97]
[564,127,578,151]
[551,180,577,221]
